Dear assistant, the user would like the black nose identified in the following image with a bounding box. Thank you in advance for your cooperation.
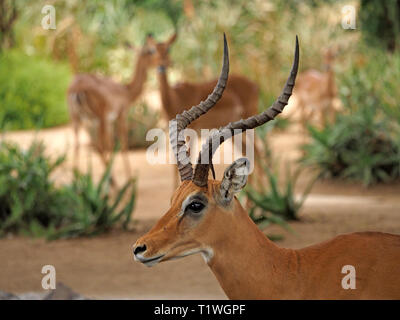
[134,244,147,255]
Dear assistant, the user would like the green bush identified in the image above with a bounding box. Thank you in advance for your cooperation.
[301,112,400,186]
[51,161,136,239]
[359,0,400,52]
[246,163,315,225]
[0,140,136,239]
[243,132,316,239]
[131,0,183,26]
[0,51,71,130]
[301,48,400,186]
[0,141,69,236]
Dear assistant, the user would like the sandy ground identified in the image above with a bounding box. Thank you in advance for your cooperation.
[0,125,400,299]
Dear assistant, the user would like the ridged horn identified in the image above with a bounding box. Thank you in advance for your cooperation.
[193,36,300,187]
[169,33,229,181]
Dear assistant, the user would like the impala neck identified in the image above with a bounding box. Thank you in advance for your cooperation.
[326,67,336,97]
[157,66,177,119]
[126,53,149,101]
[206,198,299,299]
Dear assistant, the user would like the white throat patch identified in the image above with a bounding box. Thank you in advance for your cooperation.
[201,247,214,264]
[172,247,214,264]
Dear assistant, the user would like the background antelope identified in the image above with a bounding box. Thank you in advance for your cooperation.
[67,38,155,177]
[133,36,400,300]
[292,46,339,131]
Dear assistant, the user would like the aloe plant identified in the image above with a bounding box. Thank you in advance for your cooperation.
[246,163,316,229]
[50,158,136,239]
[0,140,67,236]
[301,105,400,187]
[0,140,137,240]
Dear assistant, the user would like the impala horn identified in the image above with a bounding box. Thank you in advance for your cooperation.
[193,36,300,187]
[169,33,229,181]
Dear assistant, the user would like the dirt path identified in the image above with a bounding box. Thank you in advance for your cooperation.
[0,125,399,299]
[1,204,399,299]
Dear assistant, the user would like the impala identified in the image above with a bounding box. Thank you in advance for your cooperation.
[67,37,154,176]
[293,46,338,130]
[133,36,400,299]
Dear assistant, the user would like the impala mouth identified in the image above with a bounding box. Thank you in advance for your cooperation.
[134,253,165,267]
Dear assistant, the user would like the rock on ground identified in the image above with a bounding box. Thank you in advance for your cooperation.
[0,283,88,300]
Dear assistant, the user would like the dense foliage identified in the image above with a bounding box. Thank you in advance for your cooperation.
[0,51,71,130]
[0,141,136,239]
[301,48,400,186]
[302,113,400,186]
[246,157,316,226]
[0,141,68,235]
[359,0,400,52]
[52,160,136,239]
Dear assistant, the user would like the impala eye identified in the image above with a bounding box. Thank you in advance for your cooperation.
[186,201,205,214]
[146,48,155,55]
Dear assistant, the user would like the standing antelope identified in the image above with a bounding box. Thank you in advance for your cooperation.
[67,38,154,176]
[133,36,400,299]
[144,33,260,185]
[293,47,338,130]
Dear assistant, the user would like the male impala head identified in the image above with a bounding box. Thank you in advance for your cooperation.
[133,34,299,267]
[145,32,178,70]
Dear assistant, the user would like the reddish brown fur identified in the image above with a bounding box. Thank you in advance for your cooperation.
[134,180,400,299]
[67,43,153,174]
[293,47,338,129]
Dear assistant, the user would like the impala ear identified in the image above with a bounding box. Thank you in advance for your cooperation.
[219,158,250,204]
[167,32,177,46]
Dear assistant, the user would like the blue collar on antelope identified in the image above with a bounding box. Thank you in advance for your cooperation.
[157,65,167,73]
